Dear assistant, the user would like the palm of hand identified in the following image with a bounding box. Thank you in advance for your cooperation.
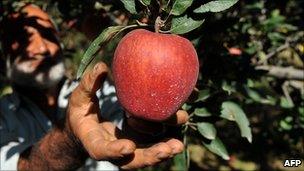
[67,62,186,169]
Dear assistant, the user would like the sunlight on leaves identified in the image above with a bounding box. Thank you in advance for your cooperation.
[221,101,252,143]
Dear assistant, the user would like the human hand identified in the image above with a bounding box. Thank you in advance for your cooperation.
[66,62,188,169]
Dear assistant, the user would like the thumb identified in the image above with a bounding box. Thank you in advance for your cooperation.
[79,62,108,95]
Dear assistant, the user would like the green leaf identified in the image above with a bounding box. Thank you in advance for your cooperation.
[195,89,210,102]
[245,87,277,105]
[267,32,285,42]
[245,87,262,102]
[281,24,298,31]
[170,15,204,34]
[77,26,132,79]
[221,101,252,143]
[194,0,239,13]
[280,97,294,109]
[0,86,12,97]
[299,107,304,128]
[121,0,137,14]
[203,137,230,160]
[222,81,236,95]
[299,106,304,116]
[182,103,192,111]
[171,0,193,15]
[172,149,187,171]
[198,122,217,140]
[194,108,212,117]
[140,0,151,6]
[279,116,293,130]
[245,1,264,10]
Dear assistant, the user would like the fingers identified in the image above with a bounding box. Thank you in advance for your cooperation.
[165,138,184,154]
[82,128,136,160]
[70,62,108,107]
[106,139,136,156]
[88,139,136,160]
[78,62,108,96]
[165,110,189,125]
[119,138,184,170]
[121,142,172,169]
[78,121,136,160]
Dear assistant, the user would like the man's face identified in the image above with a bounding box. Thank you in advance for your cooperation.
[7,5,65,89]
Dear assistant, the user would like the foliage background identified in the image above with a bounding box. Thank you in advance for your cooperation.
[1,0,303,170]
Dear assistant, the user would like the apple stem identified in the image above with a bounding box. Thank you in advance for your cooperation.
[154,16,165,33]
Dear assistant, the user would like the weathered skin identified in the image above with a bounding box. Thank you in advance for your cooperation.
[113,29,199,121]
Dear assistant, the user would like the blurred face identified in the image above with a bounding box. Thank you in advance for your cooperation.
[7,5,65,89]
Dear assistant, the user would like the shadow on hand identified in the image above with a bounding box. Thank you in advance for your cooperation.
[115,114,183,148]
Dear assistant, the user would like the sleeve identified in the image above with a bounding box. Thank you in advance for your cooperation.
[0,98,34,171]
[1,141,19,171]
[0,120,32,171]
[0,141,32,170]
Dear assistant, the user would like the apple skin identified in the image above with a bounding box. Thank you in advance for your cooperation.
[112,29,199,122]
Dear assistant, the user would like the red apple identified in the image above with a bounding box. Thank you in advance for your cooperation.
[112,29,199,122]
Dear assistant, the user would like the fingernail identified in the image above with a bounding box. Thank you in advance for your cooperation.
[172,147,181,154]
[121,147,132,155]
[157,152,168,158]
[93,65,99,76]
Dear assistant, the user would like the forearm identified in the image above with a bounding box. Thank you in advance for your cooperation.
[18,126,88,170]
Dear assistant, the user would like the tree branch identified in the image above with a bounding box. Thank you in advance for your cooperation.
[257,42,290,65]
[255,65,304,80]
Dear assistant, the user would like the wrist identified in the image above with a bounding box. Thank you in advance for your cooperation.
[18,125,89,170]
[63,121,87,154]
